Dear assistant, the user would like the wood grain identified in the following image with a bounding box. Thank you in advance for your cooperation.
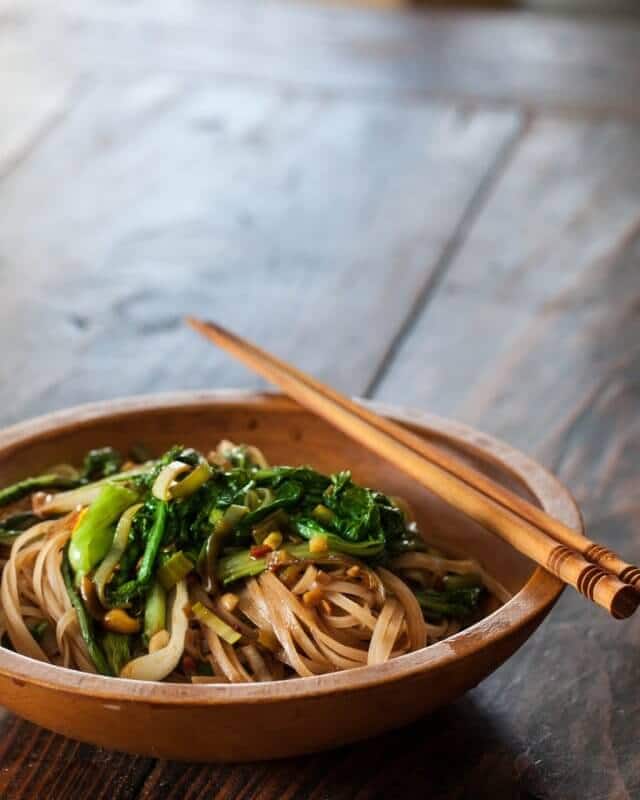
[0,0,639,797]
[189,316,640,596]
[375,115,640,459]
[5,1,640,117]
[0,80,517,424]
[0,719,150,799]
[0,40,76,180]
[0,394,572,762]
[186,318,636,617]
[376,115,640,798]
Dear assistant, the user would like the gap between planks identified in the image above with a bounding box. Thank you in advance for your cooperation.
[129,109,532,800]
[47,71,640,125]
[364,111,532,400]
[0,81,90,185]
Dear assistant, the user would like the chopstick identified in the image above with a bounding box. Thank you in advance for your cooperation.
[187,317,639,619]
[189,319,640,589]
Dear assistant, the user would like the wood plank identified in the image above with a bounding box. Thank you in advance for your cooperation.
[0,79,518,426]
[1,3,639,798]
[375,116,640,461]
[0,75,519,800]
[0,40,75,179]
[135,702,519,800]
[374,115,640,798]
[4,1,640,117]
[0,717,150,799]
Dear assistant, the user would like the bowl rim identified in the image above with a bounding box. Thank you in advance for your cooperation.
[0,390,575,705]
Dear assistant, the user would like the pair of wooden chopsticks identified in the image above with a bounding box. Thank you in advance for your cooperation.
[187,317,640,619]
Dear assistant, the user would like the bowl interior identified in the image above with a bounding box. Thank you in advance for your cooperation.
[0,392,542,596]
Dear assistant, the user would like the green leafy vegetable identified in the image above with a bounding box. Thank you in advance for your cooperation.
[192,601,241,644]
[442,573,482,590]
[218,443,261,469]
[196,660,214,676]
[170,461,212,499]
[0,438,489,679]
[81,447,123,482]
[322,470,404,544]
[0,474,82,508]
[0,511,42,531]
[28,620,49,642]
[157,551,194,590]
[236,480,303,533]
[143,581,166,642]
[101,632,131,675]
[216,537,384,586]
[197,504,249,592]
[108,500,168,605]
[68,483,140,575]
[293,519,385,558]
[414,587,483,620]
[0,448,127,511]
[0,512,43,544]
[61,544,112,676]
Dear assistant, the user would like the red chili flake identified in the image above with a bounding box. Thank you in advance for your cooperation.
[250,544,273,559]
[182,654,196,675]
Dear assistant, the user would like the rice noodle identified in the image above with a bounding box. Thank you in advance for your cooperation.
[0,438,504,682]
[367,598,404,666]
[120,581,188,681]
[0,515,81,664]
[323,580,376,606]
[325,592,377,630]
[240,644,272,681]
[291,565,317,595]
[391,552,512,604]
[206,628,252,682]
[377,567,427,650]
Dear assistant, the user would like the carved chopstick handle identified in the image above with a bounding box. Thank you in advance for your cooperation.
[547,545,638,619]
[580,543,640,592]
[187,316,640,620]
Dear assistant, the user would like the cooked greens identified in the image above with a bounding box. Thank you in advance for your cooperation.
[0,441,487,679]
[415,587,483,621]
[0,447,125,510]
[0,474,83,508]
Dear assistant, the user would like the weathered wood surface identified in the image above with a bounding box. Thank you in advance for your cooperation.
[376,115,640,799]
[0,82,518,423]
[4,1,640,117]
[1,1,640,798]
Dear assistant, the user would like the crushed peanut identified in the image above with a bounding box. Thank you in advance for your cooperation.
[220,592,239,613]
[257,628,279,652]
[102,608,140,634]
[302,587,323,607]
[263,531,283,550]
[309,534,328,555]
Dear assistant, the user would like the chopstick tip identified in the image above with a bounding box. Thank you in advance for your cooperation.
[185,315,220,337]
[612,584,640,620]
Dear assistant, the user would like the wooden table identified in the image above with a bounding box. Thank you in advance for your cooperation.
[2,1,640,797]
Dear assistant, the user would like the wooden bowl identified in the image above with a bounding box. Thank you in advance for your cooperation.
[0,392,575,761]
